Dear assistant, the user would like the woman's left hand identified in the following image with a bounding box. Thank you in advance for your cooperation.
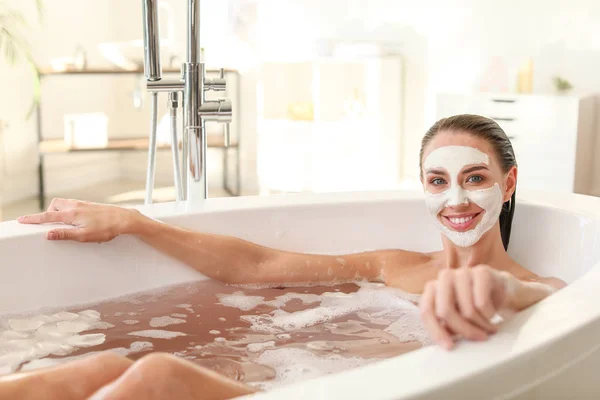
[419,265,517,350]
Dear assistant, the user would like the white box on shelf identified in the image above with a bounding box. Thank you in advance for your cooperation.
[64,113,109,149]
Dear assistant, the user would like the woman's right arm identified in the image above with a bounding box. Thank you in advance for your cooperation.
[18,198,400,286]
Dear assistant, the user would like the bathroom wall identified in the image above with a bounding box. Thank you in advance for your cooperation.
[2,0,600,205]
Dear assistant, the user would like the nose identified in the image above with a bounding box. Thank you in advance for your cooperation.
[446,185,469,207]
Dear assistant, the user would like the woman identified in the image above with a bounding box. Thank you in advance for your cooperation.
[2,114,565,400]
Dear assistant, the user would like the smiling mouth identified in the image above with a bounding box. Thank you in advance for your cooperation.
[441,212,483,232]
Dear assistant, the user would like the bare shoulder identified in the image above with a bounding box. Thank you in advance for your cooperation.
[502,261,567,291]
[515,269,567,291]
[535,276,567,290]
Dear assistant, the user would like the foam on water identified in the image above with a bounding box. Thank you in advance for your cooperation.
[217,291,323,313]
[0,309,108,373]
[247,341,276,353]
[252,348,374,390]
[149,316,186,328]
[231,283,420,334]
[128,330,187,339]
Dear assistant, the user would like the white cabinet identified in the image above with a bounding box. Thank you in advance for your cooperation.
[435,92,598,194]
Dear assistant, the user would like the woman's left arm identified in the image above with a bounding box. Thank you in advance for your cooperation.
[419,265,565,350]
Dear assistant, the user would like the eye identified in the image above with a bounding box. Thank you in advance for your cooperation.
[467,175,483,184]
[430,177,447,186]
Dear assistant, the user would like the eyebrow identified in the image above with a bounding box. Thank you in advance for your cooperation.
[462,165,489,174]
[424,168,447,175]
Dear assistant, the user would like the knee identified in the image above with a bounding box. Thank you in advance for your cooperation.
[131,353,181,382]
[87,351,132,368]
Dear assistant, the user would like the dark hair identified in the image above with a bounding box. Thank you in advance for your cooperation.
[420,114,517,250]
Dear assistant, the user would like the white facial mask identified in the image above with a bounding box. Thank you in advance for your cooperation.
[423,146,504,247]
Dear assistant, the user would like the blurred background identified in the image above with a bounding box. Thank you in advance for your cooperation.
[1,0,599,220]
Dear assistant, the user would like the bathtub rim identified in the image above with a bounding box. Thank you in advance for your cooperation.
[2,188,600,399]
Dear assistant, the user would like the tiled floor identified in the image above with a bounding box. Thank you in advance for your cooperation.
[1,180,232,221]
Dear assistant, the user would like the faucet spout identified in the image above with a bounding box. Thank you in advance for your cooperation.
[142,0,162,82]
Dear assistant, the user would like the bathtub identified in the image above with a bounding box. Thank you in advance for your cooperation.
[1,189,600,399]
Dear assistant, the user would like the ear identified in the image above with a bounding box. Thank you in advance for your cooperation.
[503,166,517,202]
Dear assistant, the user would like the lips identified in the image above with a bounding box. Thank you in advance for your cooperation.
[441,212,482,232]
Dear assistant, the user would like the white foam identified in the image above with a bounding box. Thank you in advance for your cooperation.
[240,283,420,334]
[57,321,90,333]
[8,319,44,332]
[52,312,79,321]
[128,330,187,339]
[217,291,323,313]
[1,331,29,339]
[209,330,221,335]
[78,310,101,320]
[171,313,187,318]
[176,304,194,313]
[252,348,374,390]
[149,316,186,328]
[67,333,106,347]
[91,321,115,330]
[247,341,275,353]
[0,364,14,375]
[384,310,432,345]
[122,320,139,325]
[0,309,110,372]
[19,357,61,371]
[217,292,266,311]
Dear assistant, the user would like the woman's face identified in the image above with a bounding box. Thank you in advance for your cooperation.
[420,131,516,247]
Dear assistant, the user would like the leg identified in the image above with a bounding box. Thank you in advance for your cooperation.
[0,352,133,400]
[90,352,258,400]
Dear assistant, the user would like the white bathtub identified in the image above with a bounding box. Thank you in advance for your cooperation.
[1,190,600,399]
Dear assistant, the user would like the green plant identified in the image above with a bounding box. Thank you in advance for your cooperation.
[0,0,43,118]
[553,76,573,94]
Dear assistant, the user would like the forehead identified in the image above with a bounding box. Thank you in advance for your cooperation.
[422,131,496,169]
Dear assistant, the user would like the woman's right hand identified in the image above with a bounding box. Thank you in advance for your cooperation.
[17,198,143,243]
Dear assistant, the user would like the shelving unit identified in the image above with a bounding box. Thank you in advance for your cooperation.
[35,67,241,210]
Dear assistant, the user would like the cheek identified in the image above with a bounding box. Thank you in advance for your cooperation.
[467,184,504,212]
[425,192,447,215]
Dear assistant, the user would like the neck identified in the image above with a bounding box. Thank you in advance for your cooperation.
[440,224,512,269]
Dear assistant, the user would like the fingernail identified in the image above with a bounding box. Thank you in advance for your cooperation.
[17,216,24,222]
[47,232,56,240]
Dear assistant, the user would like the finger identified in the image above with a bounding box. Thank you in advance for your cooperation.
[454,270,497,333]
[47,198,76,212]
[420,282,454,350]
[18,211,72,225]
[436,271,488,341]
[473,269,497,320]
[47,228,85,241]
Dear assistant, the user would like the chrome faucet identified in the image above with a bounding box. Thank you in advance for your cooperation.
[141,0,232,204]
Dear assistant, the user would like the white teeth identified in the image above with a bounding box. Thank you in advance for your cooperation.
[449,216,473,224]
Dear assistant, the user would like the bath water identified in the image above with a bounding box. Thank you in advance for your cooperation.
[0,280,430,390]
